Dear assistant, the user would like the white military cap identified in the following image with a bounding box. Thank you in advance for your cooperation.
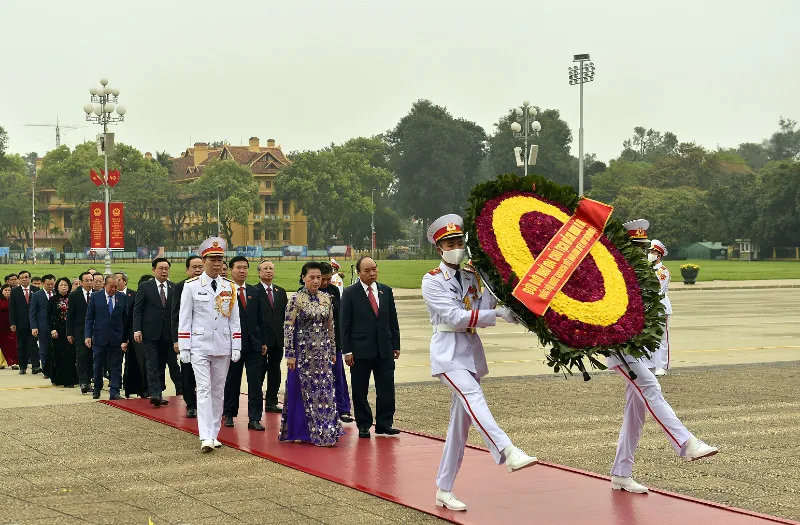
[622,219,650,242]
[330,258,340,270]
[427,214,464,245]
[650,239,668,257]
[198,237,226,258]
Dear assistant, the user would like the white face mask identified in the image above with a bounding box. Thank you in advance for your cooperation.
[647,253,659,263]
[441,248,466,266]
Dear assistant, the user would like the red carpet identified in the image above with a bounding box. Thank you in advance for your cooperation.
[103,395,797,525]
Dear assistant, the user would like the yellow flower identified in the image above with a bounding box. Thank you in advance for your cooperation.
[491,195,628,326]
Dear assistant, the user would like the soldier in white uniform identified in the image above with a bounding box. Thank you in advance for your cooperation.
[421,214,537,512]
[648,239,671,376]
[177,237,241,452]
[330,259,344,295]
[607,221,717,493]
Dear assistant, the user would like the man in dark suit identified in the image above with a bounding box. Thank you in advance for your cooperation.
[223,256,267,430]
[320,262,353,423]
[341,256,401,438]
[8,270,40,374]
[85,274,129,400]
[256,259,288,413]
[116,272,143,398]
[29,274,55,376]
[67,272,94,393]
[171,255,204,418]
[133,257,179,407]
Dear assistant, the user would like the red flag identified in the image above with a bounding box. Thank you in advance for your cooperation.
[89,202,105,248]
[89,169,103,187]
[107,169,121,187]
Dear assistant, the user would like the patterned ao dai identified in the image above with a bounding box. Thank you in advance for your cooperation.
[279,288,344,446]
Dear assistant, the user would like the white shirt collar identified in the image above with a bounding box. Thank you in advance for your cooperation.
[360,281,377,293]
[261,281,272,290]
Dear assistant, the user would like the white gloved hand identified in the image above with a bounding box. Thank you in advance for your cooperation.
[231,350,241,363]
[496,306,519,324]
[180,350,190,364]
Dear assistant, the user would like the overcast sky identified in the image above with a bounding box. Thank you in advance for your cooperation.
[2,0,798,165]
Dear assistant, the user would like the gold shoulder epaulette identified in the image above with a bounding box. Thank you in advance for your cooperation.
[186,276,199,282]
[428,268,442,275]
[223,277,234,282]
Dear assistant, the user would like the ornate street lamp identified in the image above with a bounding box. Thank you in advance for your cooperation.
[569,54,595,196]
[510,100,542,177]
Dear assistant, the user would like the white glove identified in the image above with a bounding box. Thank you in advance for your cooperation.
[496,306,519,324]
[231,350,241,363]
[180,350,190,364]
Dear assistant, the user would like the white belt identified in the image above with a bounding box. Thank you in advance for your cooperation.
[433,324,476,334]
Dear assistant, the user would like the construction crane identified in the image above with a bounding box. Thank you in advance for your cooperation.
[25,118,86,148]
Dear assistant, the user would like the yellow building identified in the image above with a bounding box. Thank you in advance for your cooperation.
[31,157,74,253]
[169,137,307,248]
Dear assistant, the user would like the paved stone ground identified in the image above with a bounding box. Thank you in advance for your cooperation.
[2,362,799,525]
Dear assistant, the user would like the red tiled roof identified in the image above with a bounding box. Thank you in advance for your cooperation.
[170,141,290,181]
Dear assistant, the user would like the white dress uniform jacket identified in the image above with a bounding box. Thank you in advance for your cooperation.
[330,273,344,296]
[654,262,672,314]
[421,262,498,377]
[177,273,241,355]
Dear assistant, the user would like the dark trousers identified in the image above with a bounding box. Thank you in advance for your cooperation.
[16,330,39,370]
[132,341,148,394]
[261,345,283,407]
[350,355,396,431]
[144,339,171,399]
[181,362,197,409]
[37,332,51,370]
[75,339,93,386]
[167,347,182,394]
[93,344,122,397]
[224,349,263,421]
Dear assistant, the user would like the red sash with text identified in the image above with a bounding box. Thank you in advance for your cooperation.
[512,198,613,316]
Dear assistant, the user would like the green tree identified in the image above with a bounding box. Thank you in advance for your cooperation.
[276,141,392,248]
[751,161,800,246]
[164,183,196,249]
[732,142,769,171]
[588,160,651,203]
[194,159,260,247]
[620,127,678,162]
[705,172,759,243]
[486,108,578,188]
[388,100,487,235]
[0,154,32,246]
[155,150,173,171]
[764,117,800,161]
[113,147,171,247]
[612,186,711,248]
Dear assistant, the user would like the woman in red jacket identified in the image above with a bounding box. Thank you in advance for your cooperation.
[0,284,19,369]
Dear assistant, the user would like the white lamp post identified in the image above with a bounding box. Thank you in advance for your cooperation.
[370,188,376,258]
[569,54,595,197]
[83,77,126,275]
[510,101,542,177]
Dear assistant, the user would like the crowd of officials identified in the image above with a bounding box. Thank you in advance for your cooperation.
[0,253,402,447]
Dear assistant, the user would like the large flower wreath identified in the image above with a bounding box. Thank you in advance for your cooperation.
[465,173,665,374]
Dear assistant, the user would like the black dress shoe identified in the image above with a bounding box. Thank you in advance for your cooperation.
[65,384,74,389]
[19,369,26,375]
[186,408,197,418]
[176,389,184,396]
[43,374,50,380]
[248,421,265,431]
[375,427,401,436]
[340,413,354,423]
[224,416,234,427]
[150,397,164,407]
[358,429,371,439]
[264,404,282,413]
[92,393,100,400]
[80,384,89,394]
[109,394,123,400]
[32,367,41,375]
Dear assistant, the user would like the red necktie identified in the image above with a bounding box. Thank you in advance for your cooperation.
[267,286,274,307]
[367,286,379,317]
[24,289,29,304]
[238,286,247,310]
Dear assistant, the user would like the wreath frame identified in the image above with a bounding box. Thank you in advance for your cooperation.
[465,173,665,374]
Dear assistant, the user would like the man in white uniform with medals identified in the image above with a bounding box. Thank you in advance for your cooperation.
[607,221,717,493]
[178,237,242,452]
[648,239,671,376]
[421,214,537,512]
[329,259,344,295]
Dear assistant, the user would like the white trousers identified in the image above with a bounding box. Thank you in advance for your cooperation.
[192,353,231,441]
[611,361,693,478]
[435,370,513,492]
[652,315,671,370]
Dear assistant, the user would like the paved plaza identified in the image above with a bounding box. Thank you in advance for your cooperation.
[1,285,798,524]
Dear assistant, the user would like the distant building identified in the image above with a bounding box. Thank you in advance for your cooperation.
[169,137,307,248]
[685,242,728,260]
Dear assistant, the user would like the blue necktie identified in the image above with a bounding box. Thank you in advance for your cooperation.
[107,295,113,316]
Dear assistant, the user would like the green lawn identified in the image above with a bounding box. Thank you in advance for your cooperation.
[1,258,798,290]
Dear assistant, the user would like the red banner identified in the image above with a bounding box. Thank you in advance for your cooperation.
[89,202,105,249]
[107,169,121,187]
[90,169,103,187]
[109,202,124,249]
[512,198,614,316]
